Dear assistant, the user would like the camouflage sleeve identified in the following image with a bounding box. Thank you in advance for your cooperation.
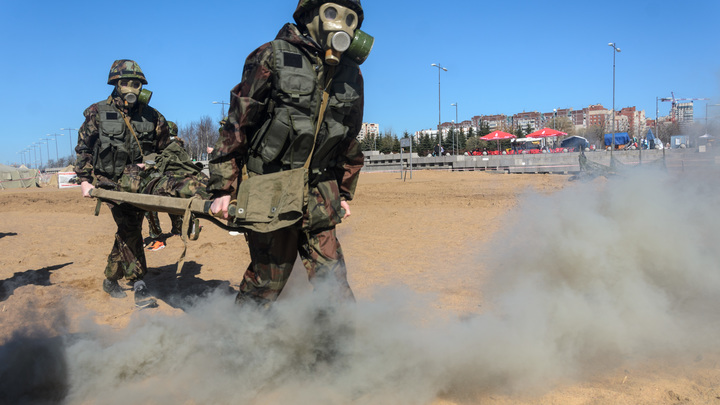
[153,109,171,152]
[337,68,365,201]
[74,103,100,183]
[208,43,274,196]
[338,137,364,201]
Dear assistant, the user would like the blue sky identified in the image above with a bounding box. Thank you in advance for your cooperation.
[1,0,718,166]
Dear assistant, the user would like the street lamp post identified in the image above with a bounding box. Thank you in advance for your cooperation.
[36,141,46,170]
[212,101,229,118]
[706,104,720,135]
[32,143,41,170]
[655,96,661,144]
[47,133,60,162]
[29,145,36,169]
[61,128,78,159]
[608,43,621,155]
[431,63,448,152]
[41,137,52,166]
[451,102,458,155]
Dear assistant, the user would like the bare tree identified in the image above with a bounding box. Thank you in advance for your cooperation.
[179,115,219,160]
[552,116,575,135]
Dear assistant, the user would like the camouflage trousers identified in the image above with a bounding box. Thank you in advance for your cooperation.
[145,211,183,238]
[237,226,355,306]
[104,202,147,282]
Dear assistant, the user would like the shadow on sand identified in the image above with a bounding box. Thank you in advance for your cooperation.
[144,260,236,311]
[0,263,72,302]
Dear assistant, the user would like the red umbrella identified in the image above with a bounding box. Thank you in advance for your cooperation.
[480,130,516,141]
[480,131,516,153]
[527,127,567,138]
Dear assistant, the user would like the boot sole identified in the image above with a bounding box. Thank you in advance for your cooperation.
[135,298,158,309]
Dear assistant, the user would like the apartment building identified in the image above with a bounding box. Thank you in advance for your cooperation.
[357,122,379,141]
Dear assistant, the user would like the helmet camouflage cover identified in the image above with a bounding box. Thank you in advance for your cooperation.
[167,121,178,137]
[293,0,363,29]
[107,59,148,85]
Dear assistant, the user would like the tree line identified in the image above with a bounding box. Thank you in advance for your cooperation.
[31,114,700,170]
[359,116,696,156]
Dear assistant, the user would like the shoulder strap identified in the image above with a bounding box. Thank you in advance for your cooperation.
[121,112,148,163]
[304,66,335,170]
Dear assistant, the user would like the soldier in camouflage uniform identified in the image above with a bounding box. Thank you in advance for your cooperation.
[75,59,170,308]
[209,0,367,307]
[144,120,185,251]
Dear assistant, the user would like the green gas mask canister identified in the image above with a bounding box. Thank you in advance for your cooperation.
[346,28,374,65]
[138,89,152,105]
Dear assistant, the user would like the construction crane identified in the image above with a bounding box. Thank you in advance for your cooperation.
[659,92,710,123]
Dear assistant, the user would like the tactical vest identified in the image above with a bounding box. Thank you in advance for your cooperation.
[245,39,362,177]
[93,100,158,181]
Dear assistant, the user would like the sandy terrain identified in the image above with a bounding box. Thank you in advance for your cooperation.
[1,169,720,404]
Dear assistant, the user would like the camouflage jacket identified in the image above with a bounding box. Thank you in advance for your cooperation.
[208,23,364,202]
[74,93,170,184]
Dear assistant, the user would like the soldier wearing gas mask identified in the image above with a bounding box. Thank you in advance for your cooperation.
[74,59,170,308]
[209,0,373,307]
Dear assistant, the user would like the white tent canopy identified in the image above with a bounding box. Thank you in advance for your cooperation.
[0,163,39,189]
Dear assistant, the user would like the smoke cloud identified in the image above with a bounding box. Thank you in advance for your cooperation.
[3,168,720,404]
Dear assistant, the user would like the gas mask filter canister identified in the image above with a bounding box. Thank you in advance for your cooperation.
[345,28,374,65]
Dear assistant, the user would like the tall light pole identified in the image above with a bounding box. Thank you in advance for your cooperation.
[61,127,78,159]
[608,43,621,154]
[36,141,46,170]
[212,101,229,118]
[450,102,458,155]
[41,137,52,166]
[29,145,36,169]
[31,144,40,170]
[431,63,448,151]
[706,104,720,135]
[47,133,61,162]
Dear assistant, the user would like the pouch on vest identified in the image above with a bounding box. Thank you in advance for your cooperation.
[232,167,308,233]
[305,179,344,231]
[255,109,292,164]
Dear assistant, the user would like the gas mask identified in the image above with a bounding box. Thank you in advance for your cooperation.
[305,3,374,65]
[115,79,152,107]
[116,78,142,107]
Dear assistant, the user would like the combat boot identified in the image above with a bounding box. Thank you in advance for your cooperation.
[103,279,127,298]
[133,280,158,309]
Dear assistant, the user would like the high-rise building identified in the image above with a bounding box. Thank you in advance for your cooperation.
[673,102,694,123]
[357,122,379,141]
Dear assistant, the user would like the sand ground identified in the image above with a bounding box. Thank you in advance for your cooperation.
[1,170,720,404]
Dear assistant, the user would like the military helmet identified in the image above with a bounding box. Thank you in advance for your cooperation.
[293,0,363,29]
[167,121,178,137]
[107,59,148,85]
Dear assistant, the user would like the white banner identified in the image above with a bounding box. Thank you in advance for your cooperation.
[58,172,80,188]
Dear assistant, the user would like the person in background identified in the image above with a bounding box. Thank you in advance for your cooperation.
[143,121,184,251]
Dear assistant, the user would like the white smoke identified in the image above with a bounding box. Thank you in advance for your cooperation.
[4,168,720,404]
